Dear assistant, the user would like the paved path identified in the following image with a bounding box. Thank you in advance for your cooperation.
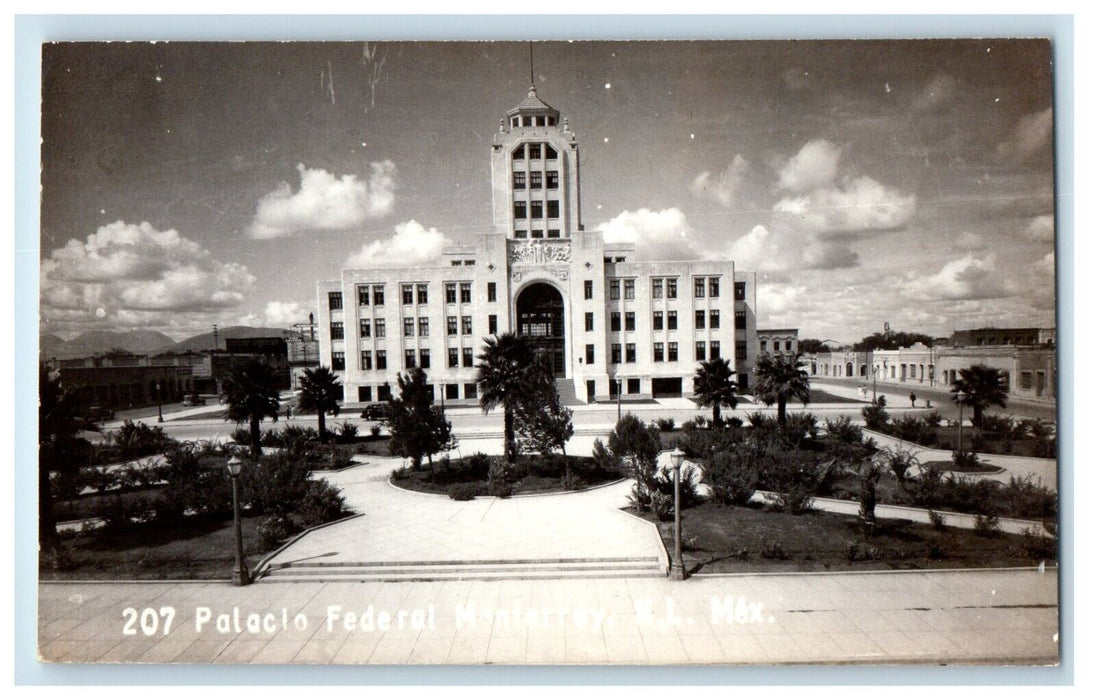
[37,568,1059,664]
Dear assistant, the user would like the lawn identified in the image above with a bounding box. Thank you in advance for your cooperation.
[651,502,1056,575]
[41,515,273,581]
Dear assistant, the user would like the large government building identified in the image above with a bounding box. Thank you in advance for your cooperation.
[318,84,759,406]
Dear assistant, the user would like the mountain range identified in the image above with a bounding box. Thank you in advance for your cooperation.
[40,326,296,360]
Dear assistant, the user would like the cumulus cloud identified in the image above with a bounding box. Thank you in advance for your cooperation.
[773,175,916,238]
[597,208,702,261]
[955,231,987,251]
[248,161,396,238]
[996,107,1053,163]
[1025,214,1055,243]
[725,224,857,273]
[912,74,959,114]
[777,139,842,194]
[345,220,452,268]
[901,253,1013,301]
[40,220,255,332]
[690,155,750,207]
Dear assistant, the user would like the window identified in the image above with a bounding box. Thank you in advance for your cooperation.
[514,202,527,219]
[1020,371,1033,390]
[376,350,387,370]
[487,282,497,302]
[513,172,526,190]
[710,341,721,359]
[735,310,746,329]
[736,340,747,360]
[610,280,620,300]
[446,384,460,400]
[447,316,458,336]
[530,172,542,189]
[417,284,428,304]
[624,279,635,300]
[330,322,344,340]
[668,342,679,362]
[405,349,417,368]
[512,145,524,160]
[585,312,594,332]
[357,285,370,306]
[667,311,678,330]
[548,229,560,238]
[531,229,544,239]
[652,279,664,299]
[375,319,386,338]
[695,310,706,329]
[653,311,664,330]
[628,378,640,394]
[734,281,746,301]
[462,348,474,368]
[418,318,429,336]
[584,280,593,300]
[460,283,472,303]
[360,351,373,370]
[332,352,345,370]
[462,316,473,335]
[545,145,557,159]
[546,200,559,218]
[419,349,430,369]
[402,284,414,305]
[611,344,622,364]
[403,318,414,337]
[515,229,528,239]
[695,278,706,298]
[448,348,459,368]
[610,312,621,332]
[625,312,635,332]
[653,342,664,362]
[464,383,478,400]
[328,292,343,310]
[446,283,457,304]
[666,279,678,299]
[696,341,707,361]
[528,143,541,159]
[547,171,559,189]
[373,285,385,306]
[378,383,392,401]
[710,310,720,329]
[585,344,595,364]
[360,319,371,337]
[358,386,372,402]
[489,314,498,334]
[710,278,720,298]
[760,340,768,352]
[626,343,636,363]
[531,201,543,218]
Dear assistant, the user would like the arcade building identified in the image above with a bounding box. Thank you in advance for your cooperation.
[318,84,759,405]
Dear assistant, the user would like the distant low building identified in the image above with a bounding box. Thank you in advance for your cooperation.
[50,353,201,409]
[949,326,1055,348]
[757,329,798,362]
[224,337,291,390]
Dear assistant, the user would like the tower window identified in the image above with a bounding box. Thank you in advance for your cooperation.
[624,279,635,299]
[531,229,544,239]
[513,172,526,190]
[523,116,532,127]
[547,171,559,189]
[528,143,541,159]
[357,285,369,306]
[735,282,747,300]
[625,312,635,332]
[545,145,557,159]
[487,282,497,302]
[666,279,678,299]
[735,310,746,329]
[586,344,595,364]
[710,310,721,329]
[460,282,472,303]
[653,311,663,330]
[328,292,343,310]
[530,172,542,189]
[695,310,706,329]
[330,322,344,340]
[417,284,428,304]
[547,200,559,218]
[332,352,345,370]
[515,229,528,238]
[372,285,385,306]
[547,229,560,238]
[695,278,706,298]
[584,280,593,300]
[531,201,543,218]
[514,202,527,219]
[609,280,620,300]
[446,283,457,304]
[667,311,678,330]
[512,144,524,160]
[652,279,663,299]
[611,312,621,332]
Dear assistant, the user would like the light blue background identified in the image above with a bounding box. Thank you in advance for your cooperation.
[14,13,1074,685]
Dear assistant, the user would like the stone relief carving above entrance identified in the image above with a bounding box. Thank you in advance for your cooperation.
[508,240,572,265]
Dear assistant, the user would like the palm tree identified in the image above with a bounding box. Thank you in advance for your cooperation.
[754,353,811,425]
[475,332,534,463]
[951,364,1008,428]
[297,365,343,439]
[39,366,85,549]
[223,358,282,456]
[693,357,739,426]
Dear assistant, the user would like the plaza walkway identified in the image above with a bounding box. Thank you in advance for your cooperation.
[37,567,1059,664]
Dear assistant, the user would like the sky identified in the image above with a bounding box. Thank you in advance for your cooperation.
[39,40,1057,344]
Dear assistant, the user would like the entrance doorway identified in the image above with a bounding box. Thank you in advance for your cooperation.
[515,283,566,377]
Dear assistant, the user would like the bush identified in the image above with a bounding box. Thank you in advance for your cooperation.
[230,427,252,445]
[239,449,313,518]
[760,540,790,560]
[927,509,947,530]
[561,472,586,492]
[1016,527,1057,560]
[704,449,759,506]
[881,446,919,482]
[336,421,359,442]
[649,490,674,521]
[390,466,411,480]
[370,424,382,438]
[153,444,233,521]
[846,541,879,562]
[448,483,478,501]
[465,452,493,480]
[824,415,863,444]
[890,414,938,446]
[974,513,1001,537]
[861,397,890,431]
[296,480,347,527]
[256,515,293,551]
[656,418,676,432]
[952,449,981,470]
[782,412,819,447]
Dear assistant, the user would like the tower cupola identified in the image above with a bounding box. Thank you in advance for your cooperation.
[505,85,560,130]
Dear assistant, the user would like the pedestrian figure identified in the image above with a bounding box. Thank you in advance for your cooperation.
[909,392,917,408]
[285,404,292,421]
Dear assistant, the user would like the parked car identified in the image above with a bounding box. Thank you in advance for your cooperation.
[182,394,206,406]
[360,403,387,421]
[77,405,114,426]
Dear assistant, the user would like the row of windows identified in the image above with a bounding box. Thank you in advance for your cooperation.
[514,229,563,239]
[582,278,746,302]
[512,142,558,158]
[329,282,499,310]
[513,171,560,190]
[336,314,499,341]
[513,200,560,220]
[760,340,794,352]
[357,383,480,403]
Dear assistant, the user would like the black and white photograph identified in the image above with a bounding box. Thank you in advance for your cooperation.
[35,37,1060,666]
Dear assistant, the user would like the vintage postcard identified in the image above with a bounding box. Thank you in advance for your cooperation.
[37,39,1059,666]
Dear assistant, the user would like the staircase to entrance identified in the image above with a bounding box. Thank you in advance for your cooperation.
[555,378,581,406]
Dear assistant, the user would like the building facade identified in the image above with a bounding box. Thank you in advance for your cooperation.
[318,85,758,406]
[756,328,799,362]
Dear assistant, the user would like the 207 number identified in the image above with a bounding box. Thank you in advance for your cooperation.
[122,607,176,636]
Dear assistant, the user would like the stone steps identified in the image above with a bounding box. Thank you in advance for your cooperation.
[258,556,664,583]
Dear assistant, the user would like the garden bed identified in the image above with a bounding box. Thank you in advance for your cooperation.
[391,454,622,497]
[648,502,1056,576]
[921,459,1006,475]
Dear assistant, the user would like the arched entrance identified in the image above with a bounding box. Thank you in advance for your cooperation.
[515,282,566,377]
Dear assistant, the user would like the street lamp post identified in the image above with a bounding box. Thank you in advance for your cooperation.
[226,455,250,586]
[871,366,877,403]
[156,381,163,423]
[956,390,966,457]
[669,447,687,581]
[616,377,623,423]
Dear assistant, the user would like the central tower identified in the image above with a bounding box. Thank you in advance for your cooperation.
[490,85,582,239]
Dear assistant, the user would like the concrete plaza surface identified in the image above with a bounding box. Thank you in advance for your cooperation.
[38,568,1058,665]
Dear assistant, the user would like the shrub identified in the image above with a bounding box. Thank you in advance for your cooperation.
[656,418,676,432]
[153,444,233,520]
[390,466,411,480]
[999,476,1057,520]
[952,449,981,470]
[464,452,493,480]
[782,412,819,447]
[858,458,883,526]
[230,427,252,445]
[336,421,359,442]
[256,515,293,551]
[824,415,863,444]
[370,424,382,438]
[974,513,1001,537]
[760,540,790,560]
[1016,527,1057,560]
[927,543,947,560]
[881,446,919,482]
[296,480,347,527]
[649,490,674,521]
[111,420,173,460]
[927,509,947,530]
[890,414,938,446]
[846,541,879,562]
[861,397,890,431]
[704,449,759,506]
[561,472,585,492]
[239,449,313,518]
[448,483,479,501]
